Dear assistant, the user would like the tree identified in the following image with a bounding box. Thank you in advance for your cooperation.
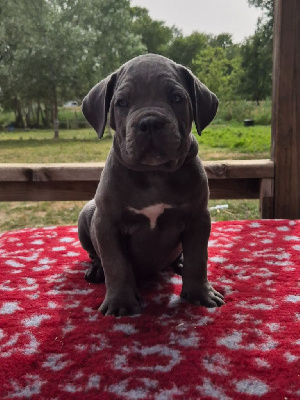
[131,7,179,55]
[0,0,146,136]
[248,0,274,16]
[193,47,241,101]
[27,1,92,137]
[76,0,146,79]
[238,19,272,103]
[166,32,210,69]
[248,0,274,37]
[208,33,234,49]
[0,0,41,128]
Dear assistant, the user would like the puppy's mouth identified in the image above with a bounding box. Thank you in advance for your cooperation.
[141,159,180,169]
[140,150,180,168]
[141,154,170,166]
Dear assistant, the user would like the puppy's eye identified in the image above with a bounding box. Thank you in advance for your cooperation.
[116,99,128,107]
[171,94,183,103]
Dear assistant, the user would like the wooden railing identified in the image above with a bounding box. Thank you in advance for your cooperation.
[0,160,274,218]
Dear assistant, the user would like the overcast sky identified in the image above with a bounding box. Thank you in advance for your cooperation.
[130,0,262,43]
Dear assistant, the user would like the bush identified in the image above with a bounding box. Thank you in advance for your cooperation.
[216,100,271,125]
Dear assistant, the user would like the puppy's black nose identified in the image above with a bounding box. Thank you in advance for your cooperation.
[138,116,164,133]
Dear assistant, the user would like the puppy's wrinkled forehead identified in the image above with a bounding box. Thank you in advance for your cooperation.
[116,56,184,96]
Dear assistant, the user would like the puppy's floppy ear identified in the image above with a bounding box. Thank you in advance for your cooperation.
[180,66,219,135]
[82,72,117,139]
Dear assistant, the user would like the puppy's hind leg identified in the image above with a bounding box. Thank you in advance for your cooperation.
[85,254,104,283]
[78,200,105,283]
[171,253,184,276]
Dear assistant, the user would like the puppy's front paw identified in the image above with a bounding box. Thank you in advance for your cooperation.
[181,281,225,308]
[99,289,142,317]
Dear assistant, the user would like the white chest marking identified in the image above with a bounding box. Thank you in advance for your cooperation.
[128,203,173,229]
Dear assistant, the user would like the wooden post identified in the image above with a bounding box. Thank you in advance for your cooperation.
[271,0,300,218]
[260,178,274,219]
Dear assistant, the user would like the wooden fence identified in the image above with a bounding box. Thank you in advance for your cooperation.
[0,160,274,218]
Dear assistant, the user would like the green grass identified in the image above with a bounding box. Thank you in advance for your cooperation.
[199,124,270,157]
[0,124,270,162]
[0,201,86,232]
[0,129,112,163]
[0,199,261,233]
[0,124,271,231]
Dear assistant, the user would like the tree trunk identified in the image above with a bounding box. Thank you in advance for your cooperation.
[14,98,25,128]
[36,102,41,127]
[53,88,59,139]
[24,105,31,128]
[42,103,51,128]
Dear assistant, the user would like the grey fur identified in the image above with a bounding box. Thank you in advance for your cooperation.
[78,54,224,316]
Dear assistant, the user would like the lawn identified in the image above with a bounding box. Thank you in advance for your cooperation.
[0,124,271,231]
[0,124,270,162]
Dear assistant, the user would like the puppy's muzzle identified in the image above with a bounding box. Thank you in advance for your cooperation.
[126,111,181,167]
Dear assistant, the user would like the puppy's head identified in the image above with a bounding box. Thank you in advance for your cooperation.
[82,54,218,171]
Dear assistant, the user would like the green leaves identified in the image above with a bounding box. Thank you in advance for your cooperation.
[0,0,146,132]
[193,46,239,101]
[1,0,273,132]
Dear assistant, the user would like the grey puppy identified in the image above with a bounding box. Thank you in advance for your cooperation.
[78,54,225,316]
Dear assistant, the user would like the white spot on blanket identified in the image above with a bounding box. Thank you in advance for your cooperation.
[197,377,231,400]
[33,264,51,272]
[108,378,158,400]
[86,375,101,390]
[284,235,300,241]
[64,251,80,257]
[42,353,71,371]
[249,222,261,228]
[39,257,56,265]
[285,295,300,303]
[5,374,47,398]
[5,260,24,268]
[169,331,199,348]
[47,301,58,309]
[114,343,181,373]
[0,301,22,314]
[156,385,185,400]
[234,378,269,395]
[202,353,230,376]
[284,351,299,363]
[31,240,44,245]
[22,314,51,327]
[113,324,138,335]
[277,225,289,231]
[267,323,280,332]
[210,256,227,263]
[52,246,66,251]
[217,330,243,350]
[255,358,271,368]
[60,237,75,243]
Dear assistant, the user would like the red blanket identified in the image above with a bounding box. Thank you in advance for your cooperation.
[0,220,299,399]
